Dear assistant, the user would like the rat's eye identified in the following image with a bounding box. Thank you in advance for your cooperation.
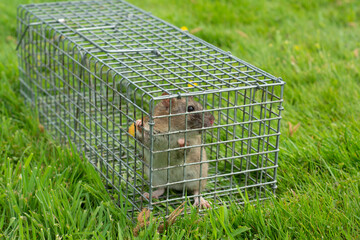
[187,106,195,112]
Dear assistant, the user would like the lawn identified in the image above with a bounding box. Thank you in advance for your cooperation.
[1,0,359,239]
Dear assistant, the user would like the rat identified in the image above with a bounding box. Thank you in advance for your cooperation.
[134,94,215,208]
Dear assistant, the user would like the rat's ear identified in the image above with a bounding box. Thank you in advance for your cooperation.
[161,92,172,108]
[162,99,170,108]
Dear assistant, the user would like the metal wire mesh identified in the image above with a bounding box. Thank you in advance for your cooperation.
[17,0,285,219]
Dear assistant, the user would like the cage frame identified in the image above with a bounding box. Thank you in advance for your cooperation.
[16,0,285,219]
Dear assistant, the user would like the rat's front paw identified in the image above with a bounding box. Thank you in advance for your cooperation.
[177,138,186,147]
[193,196,211,209]
[135,119,143,132]
[142,192,150,200]
[177,138,190,153]
[141,188,165,201]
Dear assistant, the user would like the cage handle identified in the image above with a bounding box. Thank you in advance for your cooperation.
[16,19,160,55]
[75,25,160,55]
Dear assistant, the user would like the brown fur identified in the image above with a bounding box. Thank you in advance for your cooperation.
[134,95,214,207]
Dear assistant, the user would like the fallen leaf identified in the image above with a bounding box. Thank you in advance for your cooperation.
[134,202,186,236]
[190,27,202,34]
[236,30,248,38]
[158,201,185,233]
[39,123,45,133]
[288,122,301,137]
[128,122,136,136]
[348,22,356,28]
[354,48,359,58]
[336,0,343,6]
[6,35,16,44]
[133,208,152,236]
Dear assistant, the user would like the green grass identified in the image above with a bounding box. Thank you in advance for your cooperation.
[1,0,360,239]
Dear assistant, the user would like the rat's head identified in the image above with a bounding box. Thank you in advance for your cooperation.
[155,93,215,131]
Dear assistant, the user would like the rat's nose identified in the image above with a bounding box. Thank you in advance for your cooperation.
[209,113,215,125]
[206,113,215,126]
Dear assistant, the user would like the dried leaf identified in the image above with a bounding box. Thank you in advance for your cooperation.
[158,201,185,233]
[348,22,356,27]
[6,36,16,44]
[128,122,136,136]
[133,208,152,236]
[38,123,45,133]
[292,123,301,134]
[288,122,301,137]
[190,27,203,34]
[336,0,343,6]
[134,202,186,236]
[236,30,248,38]
[167,201,185,225]
[354,48,359,58]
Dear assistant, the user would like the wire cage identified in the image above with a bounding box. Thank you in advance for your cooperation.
[17,0,285,219]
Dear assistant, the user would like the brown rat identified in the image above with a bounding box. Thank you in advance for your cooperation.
[134,94,214,208]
